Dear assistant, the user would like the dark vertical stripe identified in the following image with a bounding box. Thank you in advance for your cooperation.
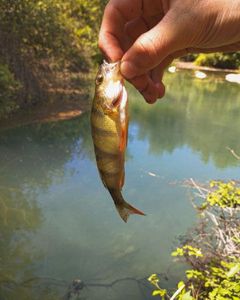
[94,144,118,159]
[99,169,120,176]
[91,107,105,118]
[91,124,116,137]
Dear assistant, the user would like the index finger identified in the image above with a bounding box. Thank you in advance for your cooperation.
[98,0,142,62]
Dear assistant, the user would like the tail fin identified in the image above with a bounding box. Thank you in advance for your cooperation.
[108,189,145,222]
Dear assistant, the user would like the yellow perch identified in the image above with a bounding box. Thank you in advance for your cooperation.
[91,60,145,222]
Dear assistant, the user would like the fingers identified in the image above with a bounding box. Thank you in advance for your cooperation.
[151,56,174,84]
[120,13,182,79]
[127,75,164,103]
[125,13,163,41]
[141,0,165,18]
[98,0,142,62]
[133,55,173,103]
[128,74,165,104]
[125,48,188,103]
[151,49,188,83]
[125,18,148,41]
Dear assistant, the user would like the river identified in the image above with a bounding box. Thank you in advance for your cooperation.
[0,70,239,299]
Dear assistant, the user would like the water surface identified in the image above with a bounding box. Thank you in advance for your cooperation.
[0,70,239,299]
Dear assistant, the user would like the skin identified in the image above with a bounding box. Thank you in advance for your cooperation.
[99,0,240,103]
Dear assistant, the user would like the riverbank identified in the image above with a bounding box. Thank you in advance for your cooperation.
[0,62,239,132]
[0,70,94,131]
[175,61,240,73]
[0,96,89,132]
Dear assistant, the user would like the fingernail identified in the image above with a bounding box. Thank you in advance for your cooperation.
[121,61,137,79]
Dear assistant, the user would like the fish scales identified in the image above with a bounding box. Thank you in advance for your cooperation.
[92,104,122,177]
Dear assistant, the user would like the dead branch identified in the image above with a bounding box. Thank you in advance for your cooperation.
[226,146,240,160]
[183,179,240,259]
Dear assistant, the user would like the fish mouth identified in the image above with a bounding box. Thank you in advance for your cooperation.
[102,60,122,80]
[100,60,124,111]
[103,60,120,69]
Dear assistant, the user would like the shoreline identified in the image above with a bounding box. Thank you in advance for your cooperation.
[175,61,240,73]
[0,94,90,132]
[0,62,239,131]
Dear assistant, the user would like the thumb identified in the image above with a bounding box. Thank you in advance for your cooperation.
[121,14,183,79]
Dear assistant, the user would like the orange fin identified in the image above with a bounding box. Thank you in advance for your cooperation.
[119,122,127,152]
[119,171,125,188]
[119,86,128,152]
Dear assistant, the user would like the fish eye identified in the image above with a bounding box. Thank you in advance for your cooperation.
[96,74,103,85]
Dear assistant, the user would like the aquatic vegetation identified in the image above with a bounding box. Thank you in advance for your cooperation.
[149,181,240,299]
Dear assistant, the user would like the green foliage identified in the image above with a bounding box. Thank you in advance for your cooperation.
[0,64,19,94]
[148,274,167,299]
[0,0,106,67]
[149,181,240,299]
[149,254,240,300]
[180,54,198,62]
[173,251,240,300]
[0,0,239,118]
[207,181,240,208]
[0,63,20,117]
[172,245,203,258]
[195,52,240,69]
[0,0,106,115]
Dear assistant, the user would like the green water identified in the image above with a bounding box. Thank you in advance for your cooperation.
[0,70,239,299]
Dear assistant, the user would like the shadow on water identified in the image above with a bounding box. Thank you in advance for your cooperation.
[0,116,93,299]
[0,70,239,299]
[0,115,92,188]
[0,182,43,298]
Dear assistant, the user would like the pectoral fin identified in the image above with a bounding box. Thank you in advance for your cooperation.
[119,86,128,152]
[119,122,127,152]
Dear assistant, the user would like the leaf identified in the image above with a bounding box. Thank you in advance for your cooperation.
[182,291,194,300]
[227,263,240,277]
[171,248,184,256]
[148,274,159,284]
[152,289,166,297]
[178,281,185,289]
[152,290,162,296]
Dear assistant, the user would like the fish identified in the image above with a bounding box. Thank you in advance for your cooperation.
[91,60,145,222]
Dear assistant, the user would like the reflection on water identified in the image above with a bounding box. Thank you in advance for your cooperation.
[0,70,239,299]
[130,71,240,168]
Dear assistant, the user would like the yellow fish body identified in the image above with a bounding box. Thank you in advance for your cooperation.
[91,61,145,222]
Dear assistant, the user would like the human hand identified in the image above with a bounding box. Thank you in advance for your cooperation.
[99,0,240,103]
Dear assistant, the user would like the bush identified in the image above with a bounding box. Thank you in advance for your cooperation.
[0,0,107,117]
[195,52,240,69]
[180,54,198,62]
[149,181,240,299]
[0,64,20,117]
